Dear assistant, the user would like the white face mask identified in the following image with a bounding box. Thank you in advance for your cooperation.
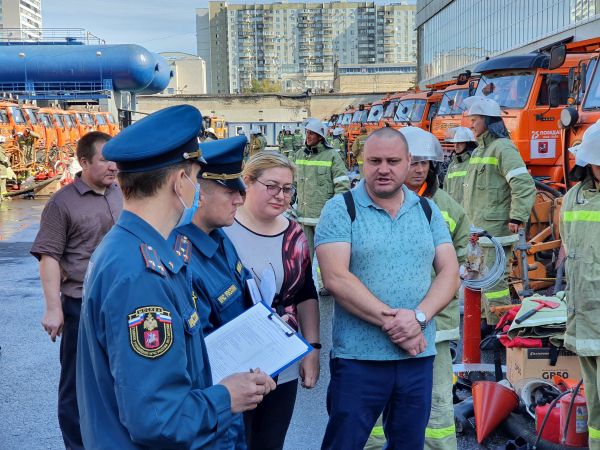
[174,173,200,228]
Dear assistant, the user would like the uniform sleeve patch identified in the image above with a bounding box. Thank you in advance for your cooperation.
[236,261,243,274]
[128,306,173,358]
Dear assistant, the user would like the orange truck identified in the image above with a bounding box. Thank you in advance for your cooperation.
[0,102,27,139]
[467,47,589,188]
[392,90,443,131]
[39,108,73,150]
[430,74,478,153]
[68,110,93,138]
[346,104,371,145]
[558,37,600,189]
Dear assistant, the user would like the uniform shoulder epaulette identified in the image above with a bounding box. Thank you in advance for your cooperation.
[173,234,192,263]
[139,243,167,276]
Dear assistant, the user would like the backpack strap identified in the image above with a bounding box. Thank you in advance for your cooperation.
[419,196,432,224]
[343,190,356,223]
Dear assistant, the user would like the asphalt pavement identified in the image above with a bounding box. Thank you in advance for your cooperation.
[0,197,512,450]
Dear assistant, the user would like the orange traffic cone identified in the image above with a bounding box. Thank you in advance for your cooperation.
[472,381,519,443]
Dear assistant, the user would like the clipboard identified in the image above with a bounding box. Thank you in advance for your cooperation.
[205,302,312,384]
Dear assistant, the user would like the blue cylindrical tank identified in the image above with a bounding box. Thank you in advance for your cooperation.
[0,44,170,93]
[138,54,173,95]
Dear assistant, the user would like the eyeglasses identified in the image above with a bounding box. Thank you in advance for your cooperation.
[254,178,296,198]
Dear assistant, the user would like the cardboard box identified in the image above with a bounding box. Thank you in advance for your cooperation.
[506,347,582,384]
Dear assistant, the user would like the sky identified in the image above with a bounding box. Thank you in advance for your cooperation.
[43,0,411,55]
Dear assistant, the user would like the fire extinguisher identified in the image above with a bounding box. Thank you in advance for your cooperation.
[560,381,588,447]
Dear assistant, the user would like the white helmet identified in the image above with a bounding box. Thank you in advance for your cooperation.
[304,117,332,147]
[569,119,600,167]
[398,126,444,162]
[333,127,344,137]
[205,127,216,134]
[446,126,477,143]
[514,379,560,418]
[250,126,261,135]
[466,96,503,117]
[0,135,6,143]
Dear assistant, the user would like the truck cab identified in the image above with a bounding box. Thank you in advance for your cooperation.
[430,76,478,153]
[347,104,371,145]
[0,102,27,138]
[393,90,442,131]
[559,38,600,189]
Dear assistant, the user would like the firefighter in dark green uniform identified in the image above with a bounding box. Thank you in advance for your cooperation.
[560,120,600,450]
[443,127,477,206]
[463,97,535,325]
[292,118,350,258]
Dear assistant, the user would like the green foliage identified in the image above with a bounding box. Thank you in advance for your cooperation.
[244,79,281,93]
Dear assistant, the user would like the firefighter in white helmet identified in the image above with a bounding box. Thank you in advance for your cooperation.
[249,126,267,157]
[560,119,600,450]
[443,126,478,205]
[293,118,350,259]
[462,97,535,325]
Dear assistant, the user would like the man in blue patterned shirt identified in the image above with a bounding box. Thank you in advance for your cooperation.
[315,127,460,449]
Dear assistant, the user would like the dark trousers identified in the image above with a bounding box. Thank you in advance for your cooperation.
[58,296,84,450]
[244,378,298,450]
[321,357,434,450]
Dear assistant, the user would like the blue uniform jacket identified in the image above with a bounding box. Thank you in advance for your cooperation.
[172,224,253,335]
[77,211,236,449]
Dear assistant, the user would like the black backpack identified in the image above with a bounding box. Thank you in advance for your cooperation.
[342,190,432,223]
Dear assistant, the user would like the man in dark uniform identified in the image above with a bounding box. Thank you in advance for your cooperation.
[77,105,275,449]
[172,135,252,334]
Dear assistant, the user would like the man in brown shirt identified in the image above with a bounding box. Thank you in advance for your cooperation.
[30,131,122,450]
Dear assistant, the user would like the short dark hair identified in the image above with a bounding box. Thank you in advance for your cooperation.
[76,131,111,162]
[365,127,409,155]
[118,161,195,200]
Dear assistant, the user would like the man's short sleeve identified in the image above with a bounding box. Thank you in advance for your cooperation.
[315,194,352,247]
[30,198,68,261]
[428,200,453,247]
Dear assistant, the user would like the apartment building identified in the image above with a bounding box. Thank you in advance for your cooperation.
[0,0,42,41]
[197,2,416,94]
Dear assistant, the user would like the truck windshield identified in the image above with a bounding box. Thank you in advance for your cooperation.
[38,114,51,127]
[9,107,26,124]
[341,113,353,125]
[583,58,600,110]
[23,109,38,124]
[352,110,368,123]
[475,72,535,109]
[366,104,384,123]
[394,99,427,122]
[383,100,399,118]
[437,88,470,115]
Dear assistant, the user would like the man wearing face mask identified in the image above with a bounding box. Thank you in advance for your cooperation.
[171,136,252,335]
[77,105,276,449]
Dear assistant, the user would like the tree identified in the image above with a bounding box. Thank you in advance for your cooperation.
[244,79,281,94]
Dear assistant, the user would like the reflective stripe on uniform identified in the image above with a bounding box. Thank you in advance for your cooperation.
[297,217,319,225]
[358,161,364,165]
[425,424,456,439]
[440,211,457,232]
[446,170,467,179]
[333,175,350,184]
[563,210,600,223]
[505,166,529,182]
[469,156,498,166]
[435,327,460,343]
[295,160,333,167]
[370,426,385,437]
[589,426,600,440]
[485,288,510,299]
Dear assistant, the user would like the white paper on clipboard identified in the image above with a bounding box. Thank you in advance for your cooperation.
[246,279,263,305]
[205,302,312,384]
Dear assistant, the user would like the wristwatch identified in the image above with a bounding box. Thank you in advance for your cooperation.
[310,342,322,350]
[414,309,428,331]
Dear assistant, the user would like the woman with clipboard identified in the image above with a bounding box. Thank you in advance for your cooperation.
[225,152,321,450]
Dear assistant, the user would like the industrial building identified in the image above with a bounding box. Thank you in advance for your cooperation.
[159,52,208,96]
[416,0,600,86]
[196,1,417,94]
[0,0,42,41]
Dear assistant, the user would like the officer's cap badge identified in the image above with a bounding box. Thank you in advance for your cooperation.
[128,306,173,358]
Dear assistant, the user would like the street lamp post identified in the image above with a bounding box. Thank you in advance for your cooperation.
[18,52,27,96]
[96,51,103,94]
